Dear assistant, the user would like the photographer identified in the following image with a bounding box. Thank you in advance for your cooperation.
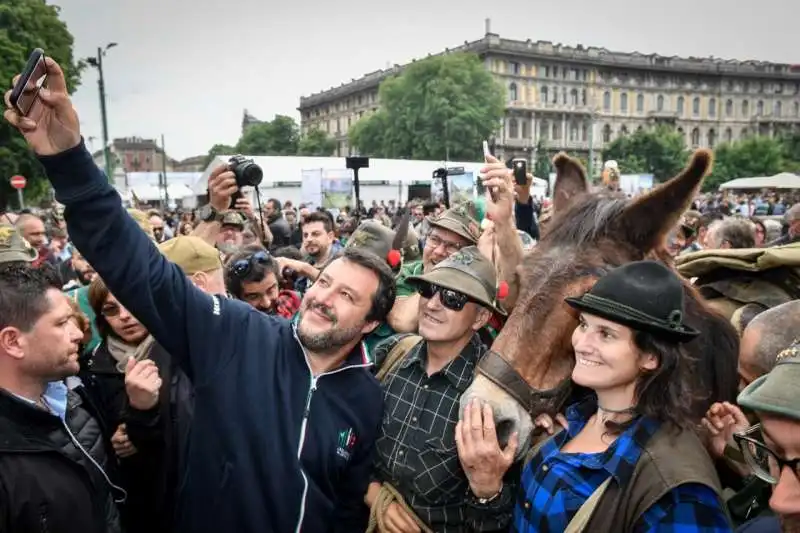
[5,57,394,533]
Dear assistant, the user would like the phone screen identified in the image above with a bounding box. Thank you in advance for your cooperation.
[14,53,48,116]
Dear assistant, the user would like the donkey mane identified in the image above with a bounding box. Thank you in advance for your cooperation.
[541,194,628,247]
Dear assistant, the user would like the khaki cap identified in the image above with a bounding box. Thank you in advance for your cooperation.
[158,236,223,275]
[0,224,37,264]
[407,245,505,315]
[222,211,247,228]
[428,205,480,244]
[346,220,420,269]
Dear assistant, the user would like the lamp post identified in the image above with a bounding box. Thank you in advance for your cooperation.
[86,42,118,181]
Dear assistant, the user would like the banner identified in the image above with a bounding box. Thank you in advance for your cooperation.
[301,169,323,209]
[431,172,475,205]
[321,169,353,209]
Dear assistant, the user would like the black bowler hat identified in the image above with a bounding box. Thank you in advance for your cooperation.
[565,260,700,343]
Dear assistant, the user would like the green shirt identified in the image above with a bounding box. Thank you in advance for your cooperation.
[363,322,396,355]
[395,260,424,298]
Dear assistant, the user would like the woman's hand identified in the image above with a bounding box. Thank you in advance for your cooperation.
[701,401,749,459]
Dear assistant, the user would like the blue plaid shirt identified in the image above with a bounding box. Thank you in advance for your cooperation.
[513,397,731,532]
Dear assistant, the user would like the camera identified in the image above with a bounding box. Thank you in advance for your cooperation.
[228,155,263,189]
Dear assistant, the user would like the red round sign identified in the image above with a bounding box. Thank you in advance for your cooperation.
[10,176,26,190]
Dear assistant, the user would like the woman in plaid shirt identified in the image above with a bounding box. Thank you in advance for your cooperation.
[459,260,732,532]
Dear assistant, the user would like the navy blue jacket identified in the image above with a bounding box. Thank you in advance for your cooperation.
[41,142,384,533]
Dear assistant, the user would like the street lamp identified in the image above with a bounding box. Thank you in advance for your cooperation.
[86,42,118,181]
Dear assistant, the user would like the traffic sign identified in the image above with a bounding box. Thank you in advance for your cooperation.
[10,176,26,190]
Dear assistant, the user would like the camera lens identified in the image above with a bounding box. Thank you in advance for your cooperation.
[239,162,263,187]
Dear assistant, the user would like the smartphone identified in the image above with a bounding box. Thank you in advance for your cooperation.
[10,49,47,116]
[511,158,527,186]
[482,140,491,158]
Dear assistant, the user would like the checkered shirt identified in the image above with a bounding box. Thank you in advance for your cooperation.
[513,396,732,533]
[372,333,514,532]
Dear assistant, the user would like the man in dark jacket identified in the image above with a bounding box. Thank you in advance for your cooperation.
[0,263,123,533]
[264,198,292,248]
[4,57,394,533]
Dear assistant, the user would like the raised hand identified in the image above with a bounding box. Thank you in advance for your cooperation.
[701,401,750,459]
[3,57,81,156]
[481,155,514,223]
[208,166,239,213]
[124,357,162,411]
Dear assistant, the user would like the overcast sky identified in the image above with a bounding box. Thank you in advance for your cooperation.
[57,0,796,160]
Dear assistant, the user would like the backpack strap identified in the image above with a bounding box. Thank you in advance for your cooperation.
[523,427,564,466]
[564,477,613,533]
[376,335,423,383]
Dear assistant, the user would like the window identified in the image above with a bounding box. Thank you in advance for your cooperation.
[509,118,519,138]
[509,83,518,102]
[619,125,628,137]
[677,127,685,142]
[742,100,749,116]
[725,99,733,117]
[541,86,549,104]
[774,101,782,117]
[741,127,750,138]
[795,102,799,117]
[692,97,700,116]
[582,123,588,141]
[708,129,716,148]
[552,122,561,140]
[551,86,558,104]
[562,87,567,105]
[709,98,716,117]
[621,93,628,113]
[603,91,611,111]
[756,100,764,115]
[602,124,612,143]
[691,128,700,146]
[522,121,529,139]
[509,61,520,75]
[581,89,587,105]
[569,122,579,141]
[570,89,579,106]
[540,120,549,140]
[637,94,644,112]
[657,95,665,112]
[724,128,732,143]
[677,96,685,115]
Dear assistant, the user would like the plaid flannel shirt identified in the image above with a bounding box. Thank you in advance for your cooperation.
[513,396,731,533]
[372,333,515,532]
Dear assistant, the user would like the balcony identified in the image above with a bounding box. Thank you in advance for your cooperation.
[750,113,800,124]
[508,100,594,115]
[500,138,534,149]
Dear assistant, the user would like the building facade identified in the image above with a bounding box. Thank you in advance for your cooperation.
[91,136,178,173]
[298,25,800,176]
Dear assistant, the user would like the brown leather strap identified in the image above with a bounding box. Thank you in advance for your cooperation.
[477,350,538,413]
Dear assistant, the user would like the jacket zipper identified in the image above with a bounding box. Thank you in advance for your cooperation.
[59,418,128,503]
[291,330,372,533]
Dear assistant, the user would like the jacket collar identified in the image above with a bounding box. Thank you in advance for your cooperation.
[0,388,66,452]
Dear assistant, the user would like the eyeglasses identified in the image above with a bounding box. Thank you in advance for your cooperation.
[230,250,272,278]
[425,233,464,256]
[733,424,800,484]
[100,304,121,317]
[418,283,471,312]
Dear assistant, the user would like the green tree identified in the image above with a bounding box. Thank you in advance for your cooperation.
[533,140,551,181]
[601,126,688,181]
[297,128,336,156]
[0,0,83,208]
[235,115,299,156]
[349,53,505,161]
[778,132,800,173]
[202,143,236,169]
[705,136,785,191]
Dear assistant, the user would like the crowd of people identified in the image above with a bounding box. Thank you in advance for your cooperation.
[0,56,799,533]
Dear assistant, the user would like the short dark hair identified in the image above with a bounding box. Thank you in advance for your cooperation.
[0,264,60,332]
[303,211,334,233]
[323,247,396,323]
[708,218,756,249]
[267,199,282,211]
[273,246,304,261]
[224,245,279,299]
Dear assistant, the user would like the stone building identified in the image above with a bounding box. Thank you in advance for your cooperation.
[298,21,800,176]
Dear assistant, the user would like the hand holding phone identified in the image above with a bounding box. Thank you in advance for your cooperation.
[10,49,48,116]
[511,158,528,186]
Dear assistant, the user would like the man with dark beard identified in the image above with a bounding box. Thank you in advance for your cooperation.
[3,56,396,532]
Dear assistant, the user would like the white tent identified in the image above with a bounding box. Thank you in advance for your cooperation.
[131,183,195,201]
[719,172,800,190]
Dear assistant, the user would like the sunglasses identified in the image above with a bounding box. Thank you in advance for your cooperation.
[230,250,272,278]
[418,283,471,312]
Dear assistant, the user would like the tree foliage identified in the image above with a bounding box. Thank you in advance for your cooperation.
[533,140,551,181]
[0,0,83,208]
[297,128,336,156]
[705,136,786,191]
[601,126,688,182]
[349,53,505,161]
[202,143,236,169]
[235,115,299,156]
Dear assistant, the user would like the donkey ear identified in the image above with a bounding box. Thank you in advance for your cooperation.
[615,149,712,251]
[552,152,589,213]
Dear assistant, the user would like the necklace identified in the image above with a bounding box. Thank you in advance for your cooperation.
[597,404,637,415]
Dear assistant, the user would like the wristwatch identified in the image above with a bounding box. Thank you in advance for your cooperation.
[197,204,225,223]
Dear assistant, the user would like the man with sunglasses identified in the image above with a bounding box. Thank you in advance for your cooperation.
[366,246,517,532]
[736,346,800,533]
[4,57,395,533]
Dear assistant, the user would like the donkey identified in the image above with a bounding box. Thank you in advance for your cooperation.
[461,149,741,451]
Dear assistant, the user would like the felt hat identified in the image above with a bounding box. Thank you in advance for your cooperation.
[0,224,37,264]
[158,236,223,275]
[407,245,506,316]
[428,205,481,244]
[565,260,699,342]
[345,216,419,271]
[738,341,800,421]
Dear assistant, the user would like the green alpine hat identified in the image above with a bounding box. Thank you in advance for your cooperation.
[407,245,505,315]
[738,342,800,421]
[0,224,38,264]
[428,205,480,244]
[345,219,420,271]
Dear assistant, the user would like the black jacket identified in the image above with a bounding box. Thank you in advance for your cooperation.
[268,215,292,249]
[0,387,123,533]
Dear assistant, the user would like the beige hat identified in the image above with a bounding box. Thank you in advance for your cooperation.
[0,224,37,264]
[428,205,481,244]
[158,236,223,275]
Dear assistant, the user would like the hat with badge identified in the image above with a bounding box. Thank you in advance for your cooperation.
[221,211,247,229]
[0,224,38,264]
[345,215,419,271]
[158,236,223,275]
[738,341,800,421]
[407,245,506,315]
[565,260,699,342]
[428,205,481,245]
